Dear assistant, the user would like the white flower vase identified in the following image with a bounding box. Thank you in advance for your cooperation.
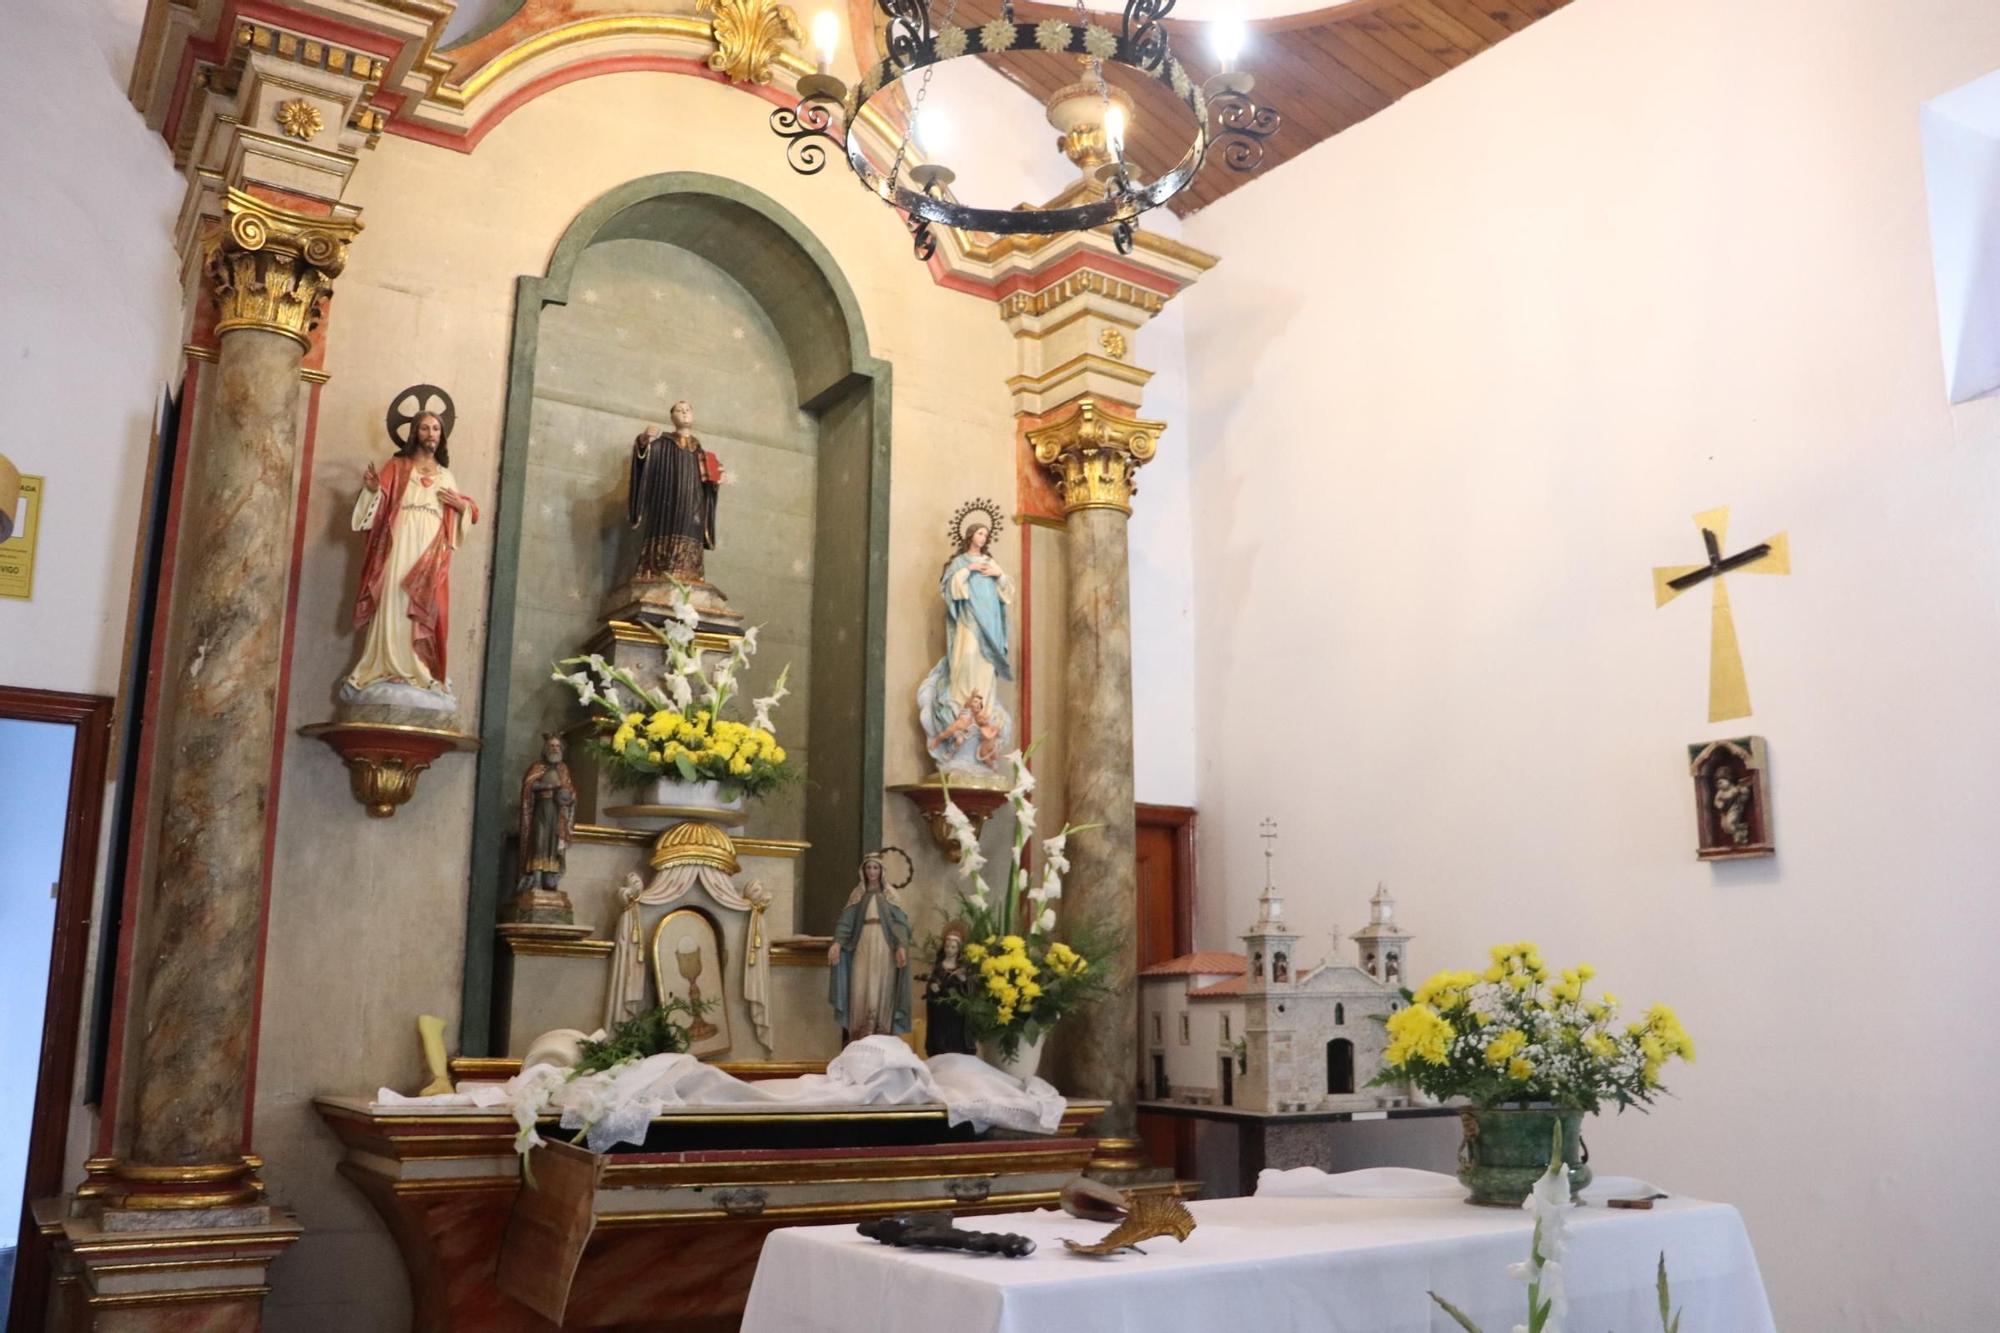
[977,1031,1047,1083]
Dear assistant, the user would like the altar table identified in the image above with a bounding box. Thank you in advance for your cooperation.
[741,1193,1776,1333]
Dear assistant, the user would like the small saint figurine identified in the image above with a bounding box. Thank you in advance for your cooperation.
[630,399,722,582]
[344,397,478,709]
[1713,768,1753,846]
[919,501,1015,776]
[516,734,577,900]
[827,850,913,1042]
[922,923,977,1057]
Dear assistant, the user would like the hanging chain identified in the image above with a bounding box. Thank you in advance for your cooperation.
[886,0,963,188]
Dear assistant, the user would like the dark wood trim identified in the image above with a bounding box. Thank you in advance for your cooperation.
[1134,802,1198,1179]
[1135,802,1197,957]
[4,687,115,1332]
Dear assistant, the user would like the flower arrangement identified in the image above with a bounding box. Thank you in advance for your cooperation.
[551,582,795,798]
[936,748,1112,1060]
[1374,943,1694,1112]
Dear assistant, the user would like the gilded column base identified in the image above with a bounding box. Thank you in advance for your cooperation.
[76,1156,266,1221]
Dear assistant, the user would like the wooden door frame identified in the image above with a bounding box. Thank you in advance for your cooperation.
[4,687,114,1331]
[1135,803,1197,1178]
[1135,803,1196,957]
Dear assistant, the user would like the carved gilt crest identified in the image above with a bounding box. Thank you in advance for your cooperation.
[699,0,804,86]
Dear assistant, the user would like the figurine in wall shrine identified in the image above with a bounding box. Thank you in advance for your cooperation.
[828,848,914,1041]
[1689,736,1775,860]
[343,385,478,716]
[919,500,1014,778]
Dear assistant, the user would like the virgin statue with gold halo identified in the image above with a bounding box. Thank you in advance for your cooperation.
[918,500,1014,777]
[826,849,914,1041]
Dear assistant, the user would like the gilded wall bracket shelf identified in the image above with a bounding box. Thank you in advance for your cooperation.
[889,777,1008,862]
[300,721,478,817]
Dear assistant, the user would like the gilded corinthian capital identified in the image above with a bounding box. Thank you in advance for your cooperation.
[1028,398,1166,516]
[205,188,364,349]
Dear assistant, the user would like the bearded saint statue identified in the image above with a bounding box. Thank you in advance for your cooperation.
[345,407,477,704]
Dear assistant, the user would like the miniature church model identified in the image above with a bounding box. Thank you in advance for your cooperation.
[1140,867,1416,1114]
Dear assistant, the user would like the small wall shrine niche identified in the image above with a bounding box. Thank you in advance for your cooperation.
[1688,736,1774,861]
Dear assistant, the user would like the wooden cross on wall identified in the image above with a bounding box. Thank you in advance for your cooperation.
[1652,507,1790,723]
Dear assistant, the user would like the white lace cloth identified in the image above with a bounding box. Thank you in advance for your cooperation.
[1256,1164,1666,1205]
[376,1036,1066,1153]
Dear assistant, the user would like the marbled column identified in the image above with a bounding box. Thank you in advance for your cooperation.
[131,328,302,1172]
[1059,506,1140,1138]
[1030,399,1163,1143]
[123,191,359,1185]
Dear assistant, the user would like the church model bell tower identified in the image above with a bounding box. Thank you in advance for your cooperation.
[1350,883,1411,987]
[1244,819,1301,986]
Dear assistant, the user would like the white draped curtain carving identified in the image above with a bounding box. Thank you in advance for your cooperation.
[607,864,773,1053]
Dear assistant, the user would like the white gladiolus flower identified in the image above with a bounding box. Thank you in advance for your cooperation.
[743,625,760,653]
[1038,868,1063,902]
[1042,832,1071,877]
[555,669,597,707]
[601,684,624,712]
[1036,907,1056,933]
[663,673,692,709]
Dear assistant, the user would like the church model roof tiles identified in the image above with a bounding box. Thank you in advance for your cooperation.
[1138,951,1248,978]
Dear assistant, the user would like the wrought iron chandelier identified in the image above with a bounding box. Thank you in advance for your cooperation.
[771,0,1280,259]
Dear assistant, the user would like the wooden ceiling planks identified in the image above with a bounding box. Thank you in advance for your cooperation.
[930,0,1578,214]
[873,0,1569,214]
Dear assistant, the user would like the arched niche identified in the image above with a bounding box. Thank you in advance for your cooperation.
[462,173,891,1050]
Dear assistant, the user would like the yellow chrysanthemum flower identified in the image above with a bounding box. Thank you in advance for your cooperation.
[1507,1056,1535,1081]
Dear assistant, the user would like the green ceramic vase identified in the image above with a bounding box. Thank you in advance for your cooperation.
[1456,1105,1591,1207]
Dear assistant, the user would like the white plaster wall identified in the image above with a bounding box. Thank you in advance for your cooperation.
[1178,0,2000,1326]
[257,70,1029,1329]
[0,0,184,1221]
[0,0,181,695]
[1130,266,1200,810]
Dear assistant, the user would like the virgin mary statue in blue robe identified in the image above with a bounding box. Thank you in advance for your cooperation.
[917,518,1013,775]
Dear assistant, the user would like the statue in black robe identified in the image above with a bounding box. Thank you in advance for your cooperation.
[922,925,976,1056]
[630,399,721,582]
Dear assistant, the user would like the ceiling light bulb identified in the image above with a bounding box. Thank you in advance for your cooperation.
[1212,19,1247,73]
[811,10,841,70]
[1105,104,1127,157]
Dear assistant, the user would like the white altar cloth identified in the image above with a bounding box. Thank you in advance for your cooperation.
[741,1194,1775,1333]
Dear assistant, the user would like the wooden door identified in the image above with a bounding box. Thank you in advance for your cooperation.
[3,688,113,1331]
[1134,804,1195,1178]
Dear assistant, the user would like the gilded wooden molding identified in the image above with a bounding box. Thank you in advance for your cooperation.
[204,188,363,349]
[698,0,803,86]
[1028,398,1166,516]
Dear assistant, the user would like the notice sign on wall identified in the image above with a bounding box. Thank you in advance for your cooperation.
[0,475,42,599]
